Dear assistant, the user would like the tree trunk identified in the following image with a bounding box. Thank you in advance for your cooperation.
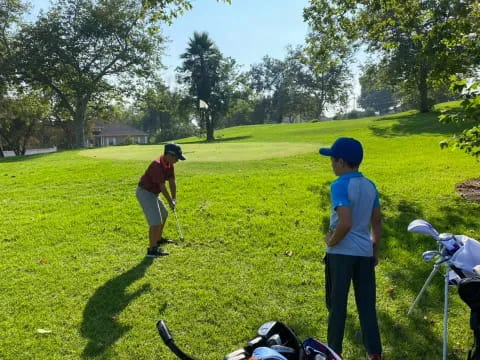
[418,64,429,113]
[74,98,88,148]
[206,113,215,142]
[0,143,4,158]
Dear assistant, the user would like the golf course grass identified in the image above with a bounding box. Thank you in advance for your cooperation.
[2,104,480,359]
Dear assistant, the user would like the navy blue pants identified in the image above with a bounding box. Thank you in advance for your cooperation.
[324,253,382,355]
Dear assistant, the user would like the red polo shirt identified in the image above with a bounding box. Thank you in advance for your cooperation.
[138,155,175,195]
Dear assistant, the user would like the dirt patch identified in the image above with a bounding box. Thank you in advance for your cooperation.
[456,178,480,202]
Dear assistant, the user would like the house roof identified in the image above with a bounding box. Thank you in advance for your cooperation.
[94,123,147,137]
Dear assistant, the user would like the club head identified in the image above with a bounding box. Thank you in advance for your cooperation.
[270,345,296,354]
[407,219,440,239]
[266,334,282,346]
[422,250,440,262]
[257,321,278,338]
[157,320,173,344]
[224,349,249,360]
[473,265,480,277]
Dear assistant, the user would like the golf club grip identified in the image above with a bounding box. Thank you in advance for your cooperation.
[157,320,173,342]
[157,320,196,360]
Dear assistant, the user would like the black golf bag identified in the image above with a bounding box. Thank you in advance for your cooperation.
[459,278,480,360]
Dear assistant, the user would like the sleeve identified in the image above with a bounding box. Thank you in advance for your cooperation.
[330,180,350,210]
[373,191,380,208]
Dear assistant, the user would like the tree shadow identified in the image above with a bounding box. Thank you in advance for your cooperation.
[80,257,154,358]
[368,111,470,138]
[181,135,252,144]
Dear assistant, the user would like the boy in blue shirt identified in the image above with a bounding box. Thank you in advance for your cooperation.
[319,137,383,360]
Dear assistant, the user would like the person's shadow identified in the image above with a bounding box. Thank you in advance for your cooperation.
[81,257,154,358]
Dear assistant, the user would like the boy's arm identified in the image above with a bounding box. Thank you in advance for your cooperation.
[158,182,175,209]
[371,206,382,263]
[168,177,177,207]
[327,206,352,247]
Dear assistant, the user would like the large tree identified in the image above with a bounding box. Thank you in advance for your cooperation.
[304,0,479,113]
[16,0,164,148]
[177,31,238,141]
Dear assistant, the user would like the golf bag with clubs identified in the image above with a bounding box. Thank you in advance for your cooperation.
[408,219,480,360]
[157,320,342,360]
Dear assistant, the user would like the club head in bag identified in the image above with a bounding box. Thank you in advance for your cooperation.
[258,321,279,338]
[256,322,303,360]
[407,219,440,240]
[422,250,440,262]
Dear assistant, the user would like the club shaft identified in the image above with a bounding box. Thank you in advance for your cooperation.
[407,265,440,316]
[174,209,184,239]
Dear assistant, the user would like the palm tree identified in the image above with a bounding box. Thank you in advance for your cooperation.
[178,32,223,141]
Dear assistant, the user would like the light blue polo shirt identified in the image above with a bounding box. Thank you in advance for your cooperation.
[327,171,380,257]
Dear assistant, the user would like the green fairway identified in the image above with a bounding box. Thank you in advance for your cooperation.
[79,142,318,162]
[2,106,480,360]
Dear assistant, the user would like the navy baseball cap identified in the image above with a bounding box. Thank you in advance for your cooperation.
[319,137,363,165]
[164,143,186,160]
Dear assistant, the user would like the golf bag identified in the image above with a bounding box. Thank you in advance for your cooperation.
[459,278,480,360]
[408,219,480,360]
[158,320,341,360]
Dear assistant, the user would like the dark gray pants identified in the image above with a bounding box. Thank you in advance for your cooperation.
[324,253,382,355]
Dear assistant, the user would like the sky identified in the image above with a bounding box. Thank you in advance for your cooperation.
[29,0,360,112]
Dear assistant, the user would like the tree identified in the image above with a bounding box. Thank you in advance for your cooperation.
[136,82,195,142]
[303,3,353,118]
[439,78,480,158]
[358,64,396,115]
[304,0,480,113]
[248,55,287,123]
[177,31,238,141]
[0,90,50,155]
[0,0,27,87]
[16,0,164,148]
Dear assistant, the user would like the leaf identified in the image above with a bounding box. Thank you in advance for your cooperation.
[285,250,294,257]
[36,329,52,334]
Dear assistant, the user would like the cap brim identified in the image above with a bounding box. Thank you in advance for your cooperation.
[179,155,186,161]
[319,148,333,156]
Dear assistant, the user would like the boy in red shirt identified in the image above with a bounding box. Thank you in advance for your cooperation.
[136,143,186,257]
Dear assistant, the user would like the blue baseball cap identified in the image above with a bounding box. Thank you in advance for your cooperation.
[319,137,363,165]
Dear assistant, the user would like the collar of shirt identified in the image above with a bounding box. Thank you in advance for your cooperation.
[158,155,173,169]
[338,171,363,180]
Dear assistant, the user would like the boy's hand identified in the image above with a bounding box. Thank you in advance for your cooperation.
[169,199,176,210]
[325,231,333,246]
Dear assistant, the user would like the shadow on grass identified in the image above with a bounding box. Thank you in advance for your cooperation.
[80,257,154,358]
[181,135,252,144]
[368,111,471,138]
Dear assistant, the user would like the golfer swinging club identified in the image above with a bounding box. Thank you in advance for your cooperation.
[136,143,186,257]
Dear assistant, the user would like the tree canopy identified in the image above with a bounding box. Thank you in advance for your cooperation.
[15,0,165,147]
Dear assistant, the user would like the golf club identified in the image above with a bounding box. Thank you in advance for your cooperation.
[157,320,196,360]
[422,250,440,262]
[173,208,184,241]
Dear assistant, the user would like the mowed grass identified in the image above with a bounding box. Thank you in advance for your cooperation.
[2,105,480,359]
